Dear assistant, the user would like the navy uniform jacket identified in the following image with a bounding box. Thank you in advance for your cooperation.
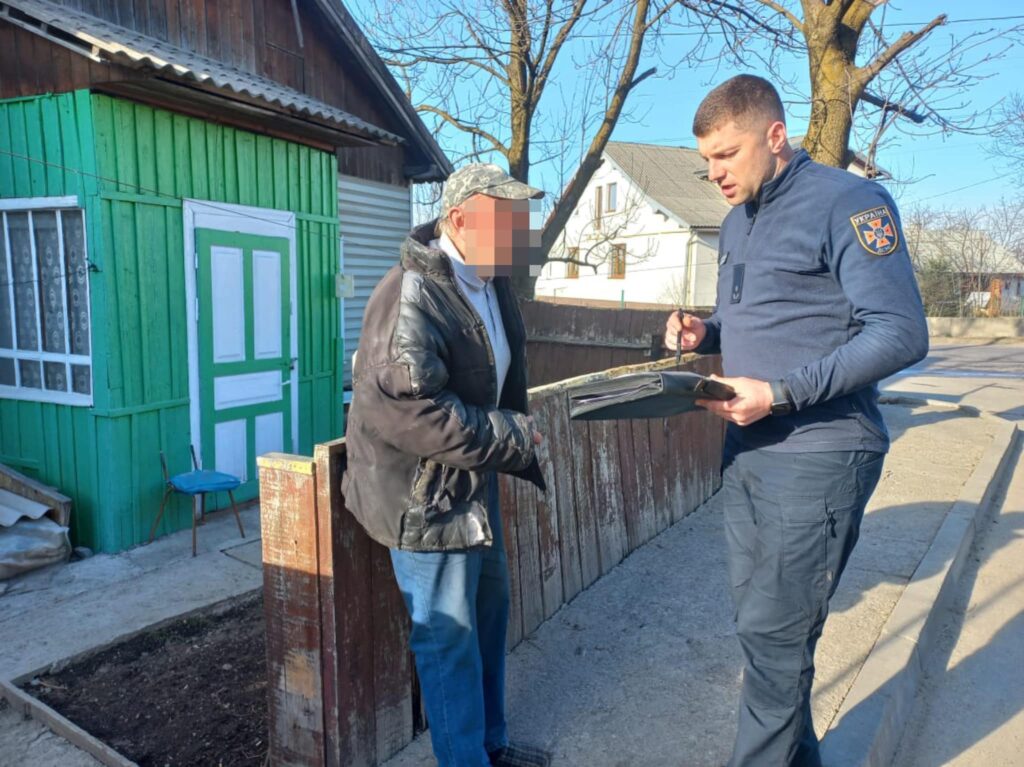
[696,150,929,453]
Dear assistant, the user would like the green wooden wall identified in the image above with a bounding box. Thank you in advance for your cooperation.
[0,91,342,552]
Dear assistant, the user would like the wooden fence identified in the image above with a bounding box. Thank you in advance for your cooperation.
[520,300,711,387]
[258,354,724,766]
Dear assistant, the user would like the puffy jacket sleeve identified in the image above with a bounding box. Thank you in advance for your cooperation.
[360,277,536,473]
[781,186,929,410]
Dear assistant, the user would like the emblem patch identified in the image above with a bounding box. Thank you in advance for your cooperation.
[850,206,899,256]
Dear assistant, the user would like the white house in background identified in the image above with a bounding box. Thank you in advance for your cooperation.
[536,139,889,308]
[536,142,730,308]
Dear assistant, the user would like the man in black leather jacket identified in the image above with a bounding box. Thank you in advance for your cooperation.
[343,163,550,767]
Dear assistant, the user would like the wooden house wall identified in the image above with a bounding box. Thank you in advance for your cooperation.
[0,91,104,547]
[33,0,418,184]
[1,90,342,552]
[0,20,130,100]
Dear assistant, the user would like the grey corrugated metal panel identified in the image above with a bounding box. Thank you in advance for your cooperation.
[339,216,410,233]
[338,175,410,387]
[339,194,411,211]
[3,0,403,144]
[604,141,730,229]
[339,202,410,222]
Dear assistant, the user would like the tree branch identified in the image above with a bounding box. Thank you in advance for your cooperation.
[858,14,947,84]
[751,0,803,33]
[416,105,510,156]
[541,0,652,256]
[535,0,589,99]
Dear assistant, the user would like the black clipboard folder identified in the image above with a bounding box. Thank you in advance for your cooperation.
[568,371,735,421]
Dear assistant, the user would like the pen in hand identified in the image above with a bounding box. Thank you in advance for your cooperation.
[675,308,683,365]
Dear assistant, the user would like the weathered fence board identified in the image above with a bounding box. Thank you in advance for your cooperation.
[531,395,565,619]
[261,355,724,766]
[544,391,584,604]
[521,300,712,387]
[259,455,326,767]
[569,412,603,591]
[500,476,523,648]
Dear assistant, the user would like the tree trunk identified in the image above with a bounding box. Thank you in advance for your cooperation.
[803,47,861,168]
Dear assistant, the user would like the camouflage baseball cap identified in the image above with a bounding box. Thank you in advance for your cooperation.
[441,163,544,211]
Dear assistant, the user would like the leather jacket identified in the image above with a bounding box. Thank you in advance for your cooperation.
[341,221,545,551]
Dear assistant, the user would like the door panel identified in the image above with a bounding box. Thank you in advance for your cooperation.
[196,228,292,501]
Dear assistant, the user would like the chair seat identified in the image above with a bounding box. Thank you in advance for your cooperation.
[169,470,241,495]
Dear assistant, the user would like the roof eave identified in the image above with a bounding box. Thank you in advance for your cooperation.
[311,0,453,178]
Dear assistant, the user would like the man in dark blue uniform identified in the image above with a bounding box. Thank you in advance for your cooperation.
[666,75,929,766]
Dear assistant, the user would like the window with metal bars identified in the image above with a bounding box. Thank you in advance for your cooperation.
[0,198,93,406]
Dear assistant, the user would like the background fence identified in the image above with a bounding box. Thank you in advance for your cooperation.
[258,353,724,766]
[520,299,710,387]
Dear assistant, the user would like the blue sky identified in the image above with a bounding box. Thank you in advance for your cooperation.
[349,1,1023,211]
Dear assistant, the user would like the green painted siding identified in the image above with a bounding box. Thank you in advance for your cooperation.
[1,91,342,552]
[0,92,104,548]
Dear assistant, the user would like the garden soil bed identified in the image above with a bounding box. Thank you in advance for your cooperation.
[25,594,267,767]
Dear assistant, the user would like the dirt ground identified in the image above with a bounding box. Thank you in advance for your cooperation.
[26,594,267,767]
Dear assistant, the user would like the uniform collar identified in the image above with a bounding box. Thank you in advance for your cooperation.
[749,149,811,212]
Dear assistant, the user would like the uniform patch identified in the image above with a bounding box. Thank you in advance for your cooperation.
[850,206,899,256]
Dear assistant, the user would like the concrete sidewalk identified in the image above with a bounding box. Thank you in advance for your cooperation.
[385,403,1014,767]
[0,401,1015,766]
[893,435,1024,766]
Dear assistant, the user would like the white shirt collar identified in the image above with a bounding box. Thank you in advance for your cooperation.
[433,233,487,287]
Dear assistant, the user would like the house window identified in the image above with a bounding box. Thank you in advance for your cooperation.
[610,243,626,279]
[606,183,618,213]
[0,198,93,406]
[594,185,603,231]
[566,247,579,279]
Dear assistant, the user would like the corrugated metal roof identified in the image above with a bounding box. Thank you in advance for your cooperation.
[1,0,404,144]
[604,142,730,230]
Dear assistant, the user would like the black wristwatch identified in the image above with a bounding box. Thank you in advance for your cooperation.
[769,379,794,417]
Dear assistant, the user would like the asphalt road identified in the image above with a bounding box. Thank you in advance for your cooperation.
[883,339,1024,421]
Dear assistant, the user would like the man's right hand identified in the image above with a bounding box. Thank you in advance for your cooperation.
[527,416,543,446]
[665,311,706,352]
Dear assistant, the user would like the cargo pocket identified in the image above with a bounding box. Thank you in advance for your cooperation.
[779,496,831,619]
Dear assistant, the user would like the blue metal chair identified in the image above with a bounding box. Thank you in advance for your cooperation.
[148,445,245,556]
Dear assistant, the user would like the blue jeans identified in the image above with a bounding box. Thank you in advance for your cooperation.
[390,476,510,767]
[722,447,885,767]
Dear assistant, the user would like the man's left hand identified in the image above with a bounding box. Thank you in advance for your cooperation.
[696,375,773,426]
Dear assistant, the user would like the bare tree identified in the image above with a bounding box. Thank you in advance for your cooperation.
[905,203,1024,316]
[705,2,1022,172]
[992,92,1024,188]
[350,0,792,295]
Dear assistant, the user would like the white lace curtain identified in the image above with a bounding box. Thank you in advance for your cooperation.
[0,207,91,399]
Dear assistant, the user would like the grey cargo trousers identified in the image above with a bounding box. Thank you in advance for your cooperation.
[721,446,885,767]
